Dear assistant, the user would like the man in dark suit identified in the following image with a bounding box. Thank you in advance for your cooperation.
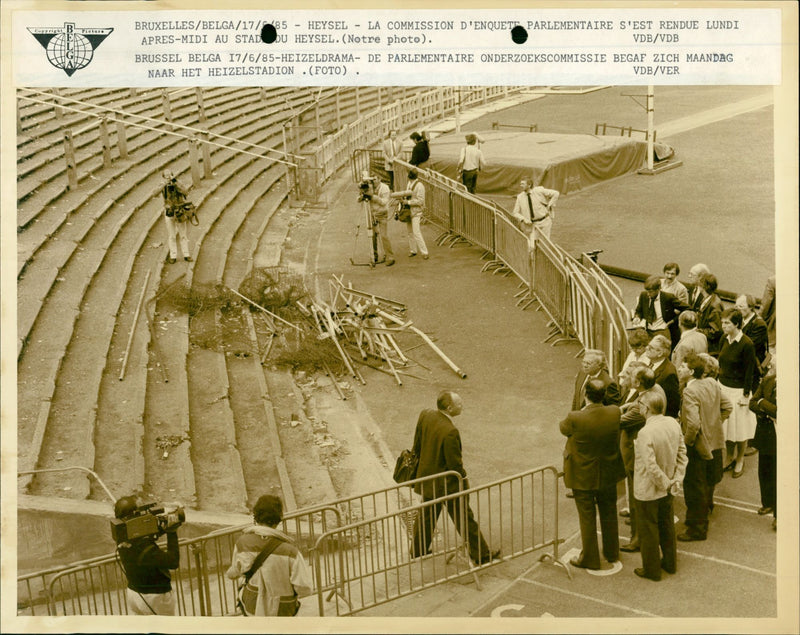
[571,349,621,411]
[736,294,769,367]
[560,379,626,570]
[696,273,724,356]
[645,335,682,418]
[633,275,688,350]
[685,263,711,311]
[410,391,499,565]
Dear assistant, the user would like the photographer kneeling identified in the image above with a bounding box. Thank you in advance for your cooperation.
[112,495,183,615]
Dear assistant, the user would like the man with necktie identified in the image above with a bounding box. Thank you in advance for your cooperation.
[633,275,688,350]
[511,178,559,245]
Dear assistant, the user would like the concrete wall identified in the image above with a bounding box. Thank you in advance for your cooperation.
[17,495,250,575]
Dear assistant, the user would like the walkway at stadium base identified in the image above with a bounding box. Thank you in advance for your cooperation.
[290,89,778,619]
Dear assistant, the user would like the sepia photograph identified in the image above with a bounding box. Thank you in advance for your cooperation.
[3,2,798,634]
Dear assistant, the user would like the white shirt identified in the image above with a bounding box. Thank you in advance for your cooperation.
[459,145,485,171]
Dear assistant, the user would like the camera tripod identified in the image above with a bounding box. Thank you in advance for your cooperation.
[350,199,384,267]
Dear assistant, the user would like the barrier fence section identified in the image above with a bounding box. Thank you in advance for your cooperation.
[353,150,629,367]
[17,473,460,617]
[530,229,573,342]
[311,464,562,616]
[17,505,341,617]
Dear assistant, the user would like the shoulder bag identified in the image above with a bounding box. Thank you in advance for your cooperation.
[236,536,300,616]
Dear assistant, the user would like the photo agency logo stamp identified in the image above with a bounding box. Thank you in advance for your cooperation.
[28,22,114,76]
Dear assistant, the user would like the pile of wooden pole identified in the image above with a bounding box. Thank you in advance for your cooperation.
[295,274,467,386]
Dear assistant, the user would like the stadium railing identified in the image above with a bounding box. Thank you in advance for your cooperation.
[16,472,461,617]
[310,464,565,616]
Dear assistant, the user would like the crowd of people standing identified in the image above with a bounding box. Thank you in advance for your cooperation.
[560,263,777,582]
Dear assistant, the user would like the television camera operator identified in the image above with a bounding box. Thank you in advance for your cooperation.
[358,171,395,266]
[112,495,185,615]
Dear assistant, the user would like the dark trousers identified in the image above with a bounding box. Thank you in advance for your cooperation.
[386,170,394,190]
[573,486,619,569]
[411,494,491,564]
[758,453,777,515]
[461,169,478,194]
[626,473,639,546]
[635,494,676,580]
[683,446,713,537]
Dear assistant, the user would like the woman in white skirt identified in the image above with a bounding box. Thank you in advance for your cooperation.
[718,308,759,478]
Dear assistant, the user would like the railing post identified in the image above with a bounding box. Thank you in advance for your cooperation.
[17,100,24,135]
[116,119,129,160]
[354,86,361,119]
[200,129,212,179]
[335,89,342,129]
[260,86,268,103]
[191,544,208,616]
[162,89,173,129]
[189,136,202,187]
[99,117,112,168]
[129,87,137,99]
[63,129,78,190]
[52,87,63,120]
[195,87,207,123]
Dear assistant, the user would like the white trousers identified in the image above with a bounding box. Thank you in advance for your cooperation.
[404,214,428,256]
[126,588,177,615]
[164,214,190,259]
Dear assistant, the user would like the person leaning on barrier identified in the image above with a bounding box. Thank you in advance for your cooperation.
[633,275,688,349]
[409,391,500,565]
[456,133,486,194]
[161,169,192,264]
[114,495,180,616]
[391,169,429,259]
[511,177,559,245]
[360,171,395,266]
[226,494,312,616]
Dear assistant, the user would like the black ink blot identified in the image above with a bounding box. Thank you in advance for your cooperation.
[511,25,528,44]
[261,23,278,44]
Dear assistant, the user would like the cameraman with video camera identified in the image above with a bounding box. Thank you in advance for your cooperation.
[358,171,395,266]
[113,495,183,615]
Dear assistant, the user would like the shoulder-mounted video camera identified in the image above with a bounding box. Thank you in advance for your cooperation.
[358,178,374,202]
[111,500,185,544]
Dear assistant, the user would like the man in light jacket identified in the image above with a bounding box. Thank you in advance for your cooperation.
[226,495,312,616]
[633,391,687,581]
[678,353,733,541]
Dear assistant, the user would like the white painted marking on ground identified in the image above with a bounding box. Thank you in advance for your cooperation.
[677,549,776,577]
[490,603,525,618]
[563,547,623,576]
[518,579,659,617]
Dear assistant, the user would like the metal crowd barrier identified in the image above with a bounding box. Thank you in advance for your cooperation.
[352,149,629,367]
[17,504,341,617]
[310,464,564,616]
[17,472,461,617]
[530,229,573,343]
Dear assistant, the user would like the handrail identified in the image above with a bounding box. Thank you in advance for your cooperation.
[18,466,116,503]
